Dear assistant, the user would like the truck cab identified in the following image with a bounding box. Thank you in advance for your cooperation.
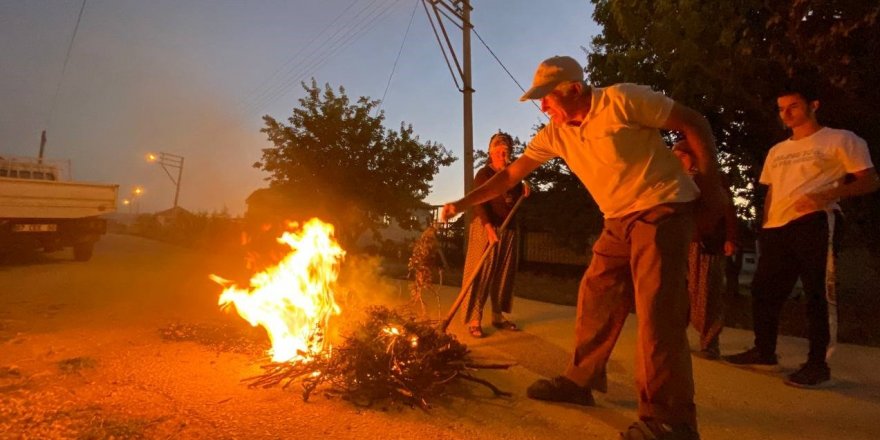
[0,161,58,181]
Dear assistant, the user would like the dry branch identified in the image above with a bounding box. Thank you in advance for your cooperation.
[243,306,510,410]
[407,226,443,315]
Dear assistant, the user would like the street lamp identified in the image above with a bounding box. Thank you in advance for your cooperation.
[146,152,184,209]
[130,185,144,214]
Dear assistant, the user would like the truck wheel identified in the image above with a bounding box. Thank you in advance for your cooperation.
[73,242,94,261]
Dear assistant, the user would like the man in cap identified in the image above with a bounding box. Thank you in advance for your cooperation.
[442,56,725,440]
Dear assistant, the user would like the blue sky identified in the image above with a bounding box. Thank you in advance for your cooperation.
[0,0,597,214]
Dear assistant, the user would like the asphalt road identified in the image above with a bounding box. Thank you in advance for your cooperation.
[1,234,879,439]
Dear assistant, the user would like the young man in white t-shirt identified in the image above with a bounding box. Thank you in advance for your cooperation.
[723,81,880,387]
[442,56,726,440]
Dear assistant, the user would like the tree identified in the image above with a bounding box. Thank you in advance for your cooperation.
[252,80,456,245]
[586,0,880,224]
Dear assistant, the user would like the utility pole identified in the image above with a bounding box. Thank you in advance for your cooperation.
[460,0,474,194]
[423,0,477,254]
[38,130,47,163]
[146,152,185,210]
[424,0,475,193]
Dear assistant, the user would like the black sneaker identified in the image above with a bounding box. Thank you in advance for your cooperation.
[784,362,831,388]
[722,347,780,370]
[526,376,595,406]
[693,346,720,360]
[620,420,701,440]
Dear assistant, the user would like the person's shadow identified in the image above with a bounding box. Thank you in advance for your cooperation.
[473,327,638,432]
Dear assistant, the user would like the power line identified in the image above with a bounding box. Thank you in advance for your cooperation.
[471,27,545,118]
[241,0,400,116]
[47,0,87,132]
[422,0,461,91]
[236,0,362,114]
[375,0,420,115]
[240,0,384,115]
[246,0,394,114]
[283,0,400,93]
[193,0,396,145]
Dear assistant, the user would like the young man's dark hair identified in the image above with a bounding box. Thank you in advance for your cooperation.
[777,78,821,103]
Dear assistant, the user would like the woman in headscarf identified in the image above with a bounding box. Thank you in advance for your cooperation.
[462,131,529,337]
[673,140,739,359]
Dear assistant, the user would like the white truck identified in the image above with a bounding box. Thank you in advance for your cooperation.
[0,157,118,261]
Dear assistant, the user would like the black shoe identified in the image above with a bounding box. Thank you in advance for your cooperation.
[526,376,595,406]
[722,347,779,370]
[620,420,701,440]
[693,346,720,360]
[784,362,831,388]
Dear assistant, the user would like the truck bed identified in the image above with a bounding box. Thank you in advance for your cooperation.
[0,177,118,219]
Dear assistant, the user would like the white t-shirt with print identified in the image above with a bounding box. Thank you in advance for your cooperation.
[524,83,699,219]
[760,127,874,228]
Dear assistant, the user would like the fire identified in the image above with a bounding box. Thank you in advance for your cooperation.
[211,218,345,362]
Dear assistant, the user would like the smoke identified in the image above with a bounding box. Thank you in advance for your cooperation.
[105,65,267,215]
[335,254,407,322]
[0,2,270,216]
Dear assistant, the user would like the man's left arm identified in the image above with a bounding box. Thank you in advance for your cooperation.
[796,167,880,212]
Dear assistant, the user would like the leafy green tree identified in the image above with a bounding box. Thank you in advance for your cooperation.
[586,0,880,226]
[251,80,456,245]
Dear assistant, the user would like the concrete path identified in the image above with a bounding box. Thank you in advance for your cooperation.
[436,282,880,440]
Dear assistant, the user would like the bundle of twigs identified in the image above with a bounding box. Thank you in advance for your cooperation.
[244,306,510,410]
[407,226,444,315]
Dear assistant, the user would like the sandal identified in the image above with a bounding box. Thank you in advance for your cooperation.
[491,320,518,331]
[468,325,484,338]
[620,420,700,440]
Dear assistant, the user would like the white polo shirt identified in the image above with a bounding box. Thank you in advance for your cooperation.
[760,127,874,228]
[524,83,699,219]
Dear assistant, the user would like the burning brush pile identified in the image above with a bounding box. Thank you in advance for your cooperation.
[248,306,509,409]
[211,219,508,410]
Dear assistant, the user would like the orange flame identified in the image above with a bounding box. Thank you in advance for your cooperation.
[211,218,345,362]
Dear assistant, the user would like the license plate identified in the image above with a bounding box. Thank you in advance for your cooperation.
[12,224,58,232]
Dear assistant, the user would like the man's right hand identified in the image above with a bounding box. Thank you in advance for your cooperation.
[723,240,738,257]
[695,186,726,238]
[440,203,460,222]
[484,224,499,245]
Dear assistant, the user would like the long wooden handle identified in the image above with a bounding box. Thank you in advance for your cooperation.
[439,194,526,333]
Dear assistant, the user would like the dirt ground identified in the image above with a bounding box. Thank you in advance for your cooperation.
[2,234,880,439]
[0,234,618,440]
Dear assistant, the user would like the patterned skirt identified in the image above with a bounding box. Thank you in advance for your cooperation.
[461,220,518,323]
[687,242,726,350]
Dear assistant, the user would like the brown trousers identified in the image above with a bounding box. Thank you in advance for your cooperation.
[564,202,696,428]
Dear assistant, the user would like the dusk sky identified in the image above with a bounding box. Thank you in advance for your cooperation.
[1,0,597,214]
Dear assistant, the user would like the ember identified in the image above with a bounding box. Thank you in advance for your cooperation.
[246,306,510,409]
